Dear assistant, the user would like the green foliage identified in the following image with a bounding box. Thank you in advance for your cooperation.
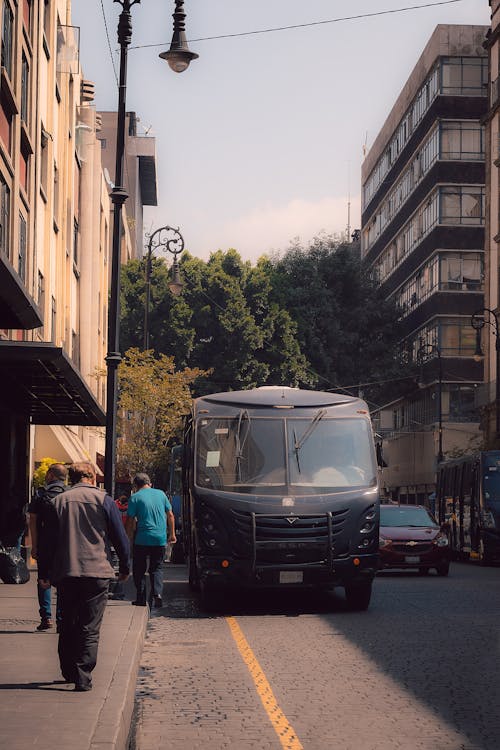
[268,235,406,408]
[116,348,207,482]
[119,238,405,408]
[33,458,63,489]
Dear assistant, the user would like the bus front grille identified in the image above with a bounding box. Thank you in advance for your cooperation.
[230,509,350,565]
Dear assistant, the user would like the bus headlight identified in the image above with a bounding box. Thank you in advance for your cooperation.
[199,507,228,550]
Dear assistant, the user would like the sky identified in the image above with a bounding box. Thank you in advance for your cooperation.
[71,1,491,264]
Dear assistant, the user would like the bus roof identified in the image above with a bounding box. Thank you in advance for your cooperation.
[194,386,364,410]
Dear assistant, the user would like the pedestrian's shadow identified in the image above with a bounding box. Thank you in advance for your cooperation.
[0,680,72,691]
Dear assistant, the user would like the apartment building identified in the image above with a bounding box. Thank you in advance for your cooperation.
[361,25,488,501]
[98,110,158,260]
[481,2,500,444]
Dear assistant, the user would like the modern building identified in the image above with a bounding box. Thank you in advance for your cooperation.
[480,2,500,444]
[361,25,488,501]
[0,0,117,543]
[98,110,158,260]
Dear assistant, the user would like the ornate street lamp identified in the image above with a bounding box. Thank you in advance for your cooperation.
[144,225,185,350]
[104,0,197,497]
[417,341,444,464]
[471,308,500,440]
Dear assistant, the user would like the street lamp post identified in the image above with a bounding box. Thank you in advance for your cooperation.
[144,225,185,350]
[104,0,197,497]
[471,308,500,440]
[417,342,444,464]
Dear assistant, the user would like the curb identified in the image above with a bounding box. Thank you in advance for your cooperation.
[90,606,149,750]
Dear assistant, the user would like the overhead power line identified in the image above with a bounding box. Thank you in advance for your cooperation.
[129,0,464,51]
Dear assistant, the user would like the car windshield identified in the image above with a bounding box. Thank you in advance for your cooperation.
[380,506,438,528]
[195,414,377,495]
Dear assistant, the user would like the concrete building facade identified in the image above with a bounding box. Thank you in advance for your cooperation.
[361,25,488,501]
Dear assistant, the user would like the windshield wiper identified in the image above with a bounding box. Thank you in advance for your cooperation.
[294,409,327,454]
[293,428,301,473]
[235,409,251,481]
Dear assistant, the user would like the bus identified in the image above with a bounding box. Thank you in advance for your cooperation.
[436,450,500,564]
[180,386,381,610]
[166,444,184,563]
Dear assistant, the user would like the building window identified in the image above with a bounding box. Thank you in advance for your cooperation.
[51,296,56,342]
[53,162,59,226]
[40,129,49,196]
[449,385,478,422]
[0,174,10,257]
[441,57,488,97]
[440,252,483,290]
[23,0,32,33]
[440,186,485,225]
[72,330,80,369]
[440,121,484,161]
[18,213,27,283]
[21,55,29,124]
[37,270,44,308]
[0,89,13,151]
[73,218,79,267]
[43,0,51,48]
[1,1,14,80]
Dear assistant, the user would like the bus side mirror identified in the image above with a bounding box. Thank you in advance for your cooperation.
[376,442,388,468]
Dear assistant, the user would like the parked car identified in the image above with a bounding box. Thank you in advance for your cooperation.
[379,504,450,576]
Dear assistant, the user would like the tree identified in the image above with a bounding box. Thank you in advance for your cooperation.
[120,249,314,394]
[116,348,207,482]
[269,235,406,408]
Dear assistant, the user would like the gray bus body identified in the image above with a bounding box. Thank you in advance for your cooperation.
[181,386,380,609]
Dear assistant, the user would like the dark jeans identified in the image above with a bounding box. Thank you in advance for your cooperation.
[37,582,61,623]
[133,544,165,603]
[57,577,109,688]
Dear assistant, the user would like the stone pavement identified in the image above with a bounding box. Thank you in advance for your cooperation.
[0,571,148,750]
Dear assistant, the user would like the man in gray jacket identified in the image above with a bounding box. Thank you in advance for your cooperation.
[38,462,130,692]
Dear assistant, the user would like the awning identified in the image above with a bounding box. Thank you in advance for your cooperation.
[34,425,101,474]
[0,253,43,329]
[0,341,106,425]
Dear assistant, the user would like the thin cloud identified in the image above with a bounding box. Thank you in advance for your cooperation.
[195,194,362,262]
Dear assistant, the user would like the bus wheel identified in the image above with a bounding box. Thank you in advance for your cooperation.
[344,582,372,611]
[199,580,224,613]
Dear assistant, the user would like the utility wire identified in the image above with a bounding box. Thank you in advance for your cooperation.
[129,0,464,50]
[100,0,118,85]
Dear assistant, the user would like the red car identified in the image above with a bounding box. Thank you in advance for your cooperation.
[378,504,450,576]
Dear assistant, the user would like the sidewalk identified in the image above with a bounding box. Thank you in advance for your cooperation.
[0,571,148,750]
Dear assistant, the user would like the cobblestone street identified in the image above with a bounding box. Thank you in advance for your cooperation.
[131,562,500,750]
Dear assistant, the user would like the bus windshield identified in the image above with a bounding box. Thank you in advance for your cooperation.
[195,415,377,495]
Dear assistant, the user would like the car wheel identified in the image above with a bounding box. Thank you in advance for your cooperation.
[436,562,450,576]
[418,567,429,575]
[344,582,372,611]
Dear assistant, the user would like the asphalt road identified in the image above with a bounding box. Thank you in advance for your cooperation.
[130,562,500,750]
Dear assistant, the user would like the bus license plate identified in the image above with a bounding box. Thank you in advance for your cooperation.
[279,571,303,584]
[405,555,420,563]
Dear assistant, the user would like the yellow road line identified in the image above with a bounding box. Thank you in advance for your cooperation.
[226,616,304,750]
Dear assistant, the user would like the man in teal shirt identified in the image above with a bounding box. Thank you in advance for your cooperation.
[126,473,176,608]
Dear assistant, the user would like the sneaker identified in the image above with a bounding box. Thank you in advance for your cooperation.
[132,599,147,606]
[149,595,163,609]
[36,619,53,631]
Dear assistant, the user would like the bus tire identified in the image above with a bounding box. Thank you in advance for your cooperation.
[344,582,372,611]
[199,579,224,613]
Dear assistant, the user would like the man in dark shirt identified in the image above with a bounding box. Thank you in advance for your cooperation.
[38,461,130,692]
[28,463,68,631]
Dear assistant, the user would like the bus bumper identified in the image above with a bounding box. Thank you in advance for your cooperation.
[196,553,379,590]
